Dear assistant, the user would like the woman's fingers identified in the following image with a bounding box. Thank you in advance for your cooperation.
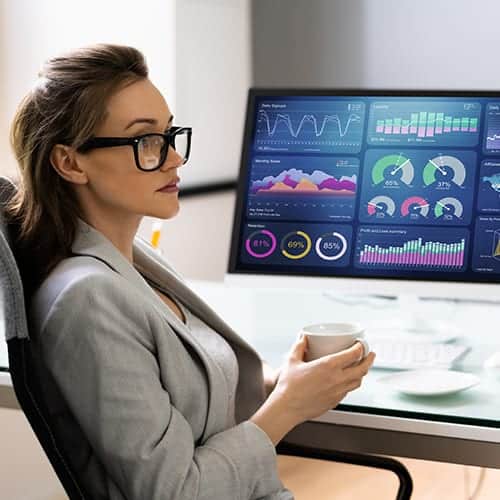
[344,352,376,382]
[318,341,366,369]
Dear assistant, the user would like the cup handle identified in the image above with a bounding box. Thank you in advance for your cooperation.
[355,337,370,359]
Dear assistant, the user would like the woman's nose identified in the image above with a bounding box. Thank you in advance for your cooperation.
[161,146,184,170]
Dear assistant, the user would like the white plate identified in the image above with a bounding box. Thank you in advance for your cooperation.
[377,369,480,396]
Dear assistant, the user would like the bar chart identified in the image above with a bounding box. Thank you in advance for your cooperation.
[359,238,465,268]
[374,112,478,138]
[355,226,468,271]
[367,101,481,147]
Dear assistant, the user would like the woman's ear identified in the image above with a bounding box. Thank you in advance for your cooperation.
[49,144,88,185]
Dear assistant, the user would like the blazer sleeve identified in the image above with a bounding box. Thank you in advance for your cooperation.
[35,273,293,500]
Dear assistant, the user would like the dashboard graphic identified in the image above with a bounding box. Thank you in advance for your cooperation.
[359,149,476,226]
[355,226,468,271]
[484,103,500,154]
[472,216,500,273]
[241,221,352,268]
[247,156,359,222]
[232,92,500,284]
[254,100,365,154]
[478,160,500,214]
[367,101,481,147]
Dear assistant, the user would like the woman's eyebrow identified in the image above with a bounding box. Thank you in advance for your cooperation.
[124,114,174,131]
[124,118,156,130]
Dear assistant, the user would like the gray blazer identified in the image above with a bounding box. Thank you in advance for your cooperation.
[29,218,294,500]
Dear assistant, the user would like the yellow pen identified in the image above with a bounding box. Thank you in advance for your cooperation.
[151,220,163,252]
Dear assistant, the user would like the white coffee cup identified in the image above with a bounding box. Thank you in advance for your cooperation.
[301,322,370,362]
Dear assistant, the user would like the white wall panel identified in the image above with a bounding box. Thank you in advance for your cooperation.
[0,0,176,179]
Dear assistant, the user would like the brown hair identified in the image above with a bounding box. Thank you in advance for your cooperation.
[4,43,148,299]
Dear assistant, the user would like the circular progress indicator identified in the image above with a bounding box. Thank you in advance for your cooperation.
[372,153,414,186]
[434,197,463,218]
[245,229,277,259]
[281,231,312,260]
[423,155,466,186]
[315,232,348,261]
[401,196,430,217]
[367,195,396,216]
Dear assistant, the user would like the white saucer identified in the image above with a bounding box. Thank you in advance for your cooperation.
[377,369,480,396]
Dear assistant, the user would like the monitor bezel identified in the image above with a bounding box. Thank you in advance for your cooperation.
[228,87,500,286]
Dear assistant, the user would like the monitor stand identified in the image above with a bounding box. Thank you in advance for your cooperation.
[321,291,473,341]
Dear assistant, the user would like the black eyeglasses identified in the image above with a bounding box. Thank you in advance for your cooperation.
[77,126,192,171]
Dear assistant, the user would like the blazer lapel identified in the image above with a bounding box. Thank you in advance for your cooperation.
[132,233,268,425]
[132,235,261,355]
[70,218,229,438]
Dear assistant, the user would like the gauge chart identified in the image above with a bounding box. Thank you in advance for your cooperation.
[401,196,430,217]
[367,195,396,217]
[422,155,466,187]
[434,197,464,220]
[360,149,475,226]
[371,153,414,187]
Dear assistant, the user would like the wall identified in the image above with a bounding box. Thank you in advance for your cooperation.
[253,0,500,90]
[174,0,252,188]
[252,0,366,87]
[0,0,176,180]
[362,0,500,89]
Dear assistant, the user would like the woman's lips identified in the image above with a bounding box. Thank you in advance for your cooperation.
[157,178,180,193]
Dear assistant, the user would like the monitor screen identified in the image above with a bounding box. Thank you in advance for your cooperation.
[228,89,500,447]
[229,89,500,284]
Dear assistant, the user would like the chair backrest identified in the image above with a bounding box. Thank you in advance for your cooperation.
[0,176,91,499]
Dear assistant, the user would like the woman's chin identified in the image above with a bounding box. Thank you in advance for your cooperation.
[151,203,180,220]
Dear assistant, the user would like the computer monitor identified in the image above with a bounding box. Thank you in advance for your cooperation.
[226,89,500,466]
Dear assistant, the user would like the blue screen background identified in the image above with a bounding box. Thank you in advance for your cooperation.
[233,94,500,283]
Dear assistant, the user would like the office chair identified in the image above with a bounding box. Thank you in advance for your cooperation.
[0,175,412,499]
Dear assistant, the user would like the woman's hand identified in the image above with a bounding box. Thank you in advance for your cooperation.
[271,335,375,424]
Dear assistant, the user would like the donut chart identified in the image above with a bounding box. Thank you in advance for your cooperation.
[245,230,277,258]
[281,231,312,260]
[315,232,348,261]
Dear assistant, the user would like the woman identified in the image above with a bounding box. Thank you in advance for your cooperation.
[5,44,375,499]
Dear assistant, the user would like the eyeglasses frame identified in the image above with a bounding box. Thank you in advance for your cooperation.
[76,126,192,171]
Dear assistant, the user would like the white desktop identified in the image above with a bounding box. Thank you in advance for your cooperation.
[224,88,500,465]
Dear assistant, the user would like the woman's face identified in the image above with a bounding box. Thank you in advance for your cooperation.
[74,78,184,221]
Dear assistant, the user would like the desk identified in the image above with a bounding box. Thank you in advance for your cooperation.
[187,280,500,468]
[2,279,500,466]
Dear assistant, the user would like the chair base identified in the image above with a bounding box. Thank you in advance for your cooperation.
[276,441,413,500]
